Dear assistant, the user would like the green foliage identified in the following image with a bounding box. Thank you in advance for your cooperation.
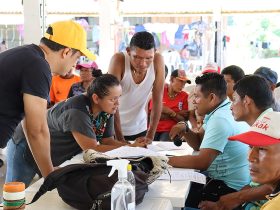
[261,19,270,31]
[273,29,280,37]
[262,49,279,58]
[258,34,267,42]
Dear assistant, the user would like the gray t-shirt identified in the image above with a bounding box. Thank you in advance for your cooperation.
[14,94,114,167]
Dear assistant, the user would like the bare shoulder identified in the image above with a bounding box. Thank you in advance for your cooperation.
[111,52,125,62]
[154,52,164,63]
[108,52,125,81]
[153,52,165,77]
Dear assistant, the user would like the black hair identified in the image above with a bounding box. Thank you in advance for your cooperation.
[164,65,168,79]
[195,73,227,99]
[276,82,280,88]
[86,74,120,99]
[129,31,155,50]
[182,44,188,50]
[40,26,79,55]
[92,69,103,78]
[254,66,278,85]
[221,65,245,83]
[233,75,274,111]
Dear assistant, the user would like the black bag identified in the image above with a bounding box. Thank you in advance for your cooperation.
[30,162,149,210]
[29,148,169,210]
[201,178,237,202]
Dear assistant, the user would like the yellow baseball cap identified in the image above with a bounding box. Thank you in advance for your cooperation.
[44,20,96,60]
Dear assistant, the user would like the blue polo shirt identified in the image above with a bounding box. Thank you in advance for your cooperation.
[201,99,250,190]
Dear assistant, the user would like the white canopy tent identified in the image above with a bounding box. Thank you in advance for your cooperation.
[0,0,279,70]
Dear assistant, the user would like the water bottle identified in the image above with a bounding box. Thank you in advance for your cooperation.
[107,159,135,210]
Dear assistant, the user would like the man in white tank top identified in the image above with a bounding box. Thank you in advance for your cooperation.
[108,31,165,143]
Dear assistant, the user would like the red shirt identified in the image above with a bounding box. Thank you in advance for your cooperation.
[149,85,188,132]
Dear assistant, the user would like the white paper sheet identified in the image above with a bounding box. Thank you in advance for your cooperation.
[158,168,206,184]
[104,146,165,158]
[148,142,190,151]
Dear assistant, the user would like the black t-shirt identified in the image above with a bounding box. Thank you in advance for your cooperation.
[14,94,114,167]
[0,44,51,147]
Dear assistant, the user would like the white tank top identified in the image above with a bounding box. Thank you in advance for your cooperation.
[119,52,155,135]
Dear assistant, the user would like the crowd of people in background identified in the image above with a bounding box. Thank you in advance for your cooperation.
[1,21,280,210]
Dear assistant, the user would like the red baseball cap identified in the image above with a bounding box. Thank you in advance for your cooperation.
[202,63,221,74]
[228,111,280,146]
[171,69,191,84]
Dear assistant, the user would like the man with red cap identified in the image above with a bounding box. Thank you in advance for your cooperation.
[227,112,280,210]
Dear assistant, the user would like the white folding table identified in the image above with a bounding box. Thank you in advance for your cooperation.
[25,142,194,210]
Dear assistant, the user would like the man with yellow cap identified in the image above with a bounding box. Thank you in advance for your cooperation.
[0,20,95,177]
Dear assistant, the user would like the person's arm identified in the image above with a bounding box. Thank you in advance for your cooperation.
[22,93,53,177]
[188,109,199,129]
[101,137,147,148]
[168,148,219,170]
[176,110,189,119]
[108,53,125,141]
[72,131,119,152]
[160,112,185,122]
[113,109,125,141]
[199,184,273,210]
[146,53,165,142]
[161,106,184,121]
[169,122,204,150]
[72,132,147,152]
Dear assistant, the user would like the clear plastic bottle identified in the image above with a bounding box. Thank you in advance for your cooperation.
[111,177,135,210]
[127,164,135,191]
[107,160,135,210]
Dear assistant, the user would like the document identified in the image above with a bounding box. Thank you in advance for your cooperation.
[158,168,206,184]
[104,146,165,158]
[147,142,190,152]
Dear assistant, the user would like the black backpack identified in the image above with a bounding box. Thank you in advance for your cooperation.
[29,162,150,210]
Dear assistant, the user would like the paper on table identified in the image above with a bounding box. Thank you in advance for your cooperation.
[158,168,206,184]
[104,146,165,158]
[148,142,190,151]
[147,144,166,152]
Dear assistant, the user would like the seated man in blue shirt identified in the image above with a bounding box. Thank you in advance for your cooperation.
[169,73,250,209]
[199,75,275,210]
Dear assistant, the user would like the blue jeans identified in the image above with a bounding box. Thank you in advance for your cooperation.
[5,138,37,187]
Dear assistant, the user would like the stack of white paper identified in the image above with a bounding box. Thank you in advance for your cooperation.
[158,168,206,184]
[104,146,165,158]
[148,142,190,152]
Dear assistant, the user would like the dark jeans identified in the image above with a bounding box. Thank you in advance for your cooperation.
[153,132,171,141]
[186,177,237,208]
[124,130,147,141]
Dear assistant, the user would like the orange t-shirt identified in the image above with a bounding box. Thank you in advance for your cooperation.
[49,75,80,104]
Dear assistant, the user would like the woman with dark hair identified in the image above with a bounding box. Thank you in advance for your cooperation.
[68,61,102,98]
[6,74,146,187]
